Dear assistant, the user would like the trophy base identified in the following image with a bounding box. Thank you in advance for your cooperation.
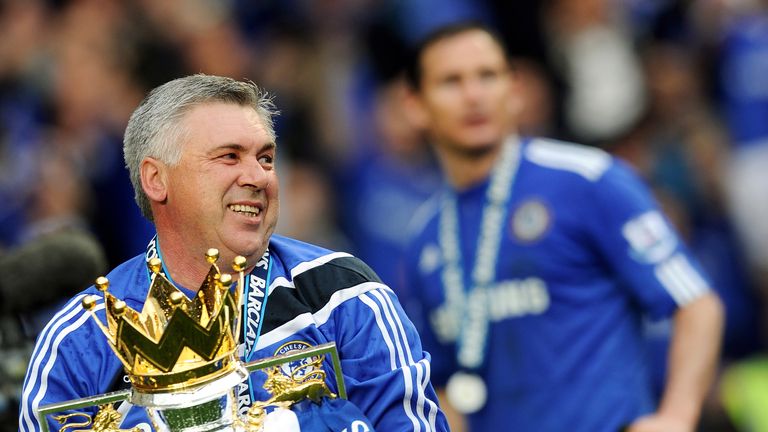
[138,363,249,432]
[148,393,242,432]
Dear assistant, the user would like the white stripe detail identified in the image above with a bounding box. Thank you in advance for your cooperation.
[20,294,89,432]
[116,400,131,423]
[372,289,435,431]
[414,359,427,431]
[256,313,315,351]
[656,261,691,304]
[21,294,87,390]
[22,302,104,432]
[115,401,151,432]
[256,282,388,350]
[116,401,152,431]
[655,254,709,305]
[525,138,611,181]
[423,360,439,430]
[359,295,398,370]
[269,252,353,294]
[669,254,709,300]
[254,280,436,431]
[360,293,420,432]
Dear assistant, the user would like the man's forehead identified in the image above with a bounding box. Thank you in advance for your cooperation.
[181,102,264,129]
[422,30,506,71]
[178,102,274,148]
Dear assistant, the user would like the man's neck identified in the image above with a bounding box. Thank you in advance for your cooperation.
[153,235,210,291]
[154,233,255,291]
[436,138,509,191]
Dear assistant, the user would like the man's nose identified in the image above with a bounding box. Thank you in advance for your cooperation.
[237,158,270,190]
[462,78,485,102]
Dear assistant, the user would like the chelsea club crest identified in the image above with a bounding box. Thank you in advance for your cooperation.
[511,199,551,242]
[275,341,323,380]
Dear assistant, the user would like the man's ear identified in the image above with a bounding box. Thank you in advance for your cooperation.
[402,87,430,130]
[140,157,168,203]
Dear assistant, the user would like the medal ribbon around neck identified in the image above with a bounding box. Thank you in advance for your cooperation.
[144,236,272,402]
[438,137,522,371]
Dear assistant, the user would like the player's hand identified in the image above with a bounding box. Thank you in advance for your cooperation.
[625,413,693,432]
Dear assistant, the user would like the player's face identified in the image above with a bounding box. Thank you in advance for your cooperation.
[417,30,515,154]
[164,102,279,265]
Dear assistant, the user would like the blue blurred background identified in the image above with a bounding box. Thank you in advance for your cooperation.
[2,0,768,429]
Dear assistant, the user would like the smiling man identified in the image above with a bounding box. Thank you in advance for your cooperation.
[20,74,447,432]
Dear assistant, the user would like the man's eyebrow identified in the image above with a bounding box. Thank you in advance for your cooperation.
[207,142,277,155]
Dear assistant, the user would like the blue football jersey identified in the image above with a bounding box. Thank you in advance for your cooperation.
[402,137,712,432]
[20,235,447,432]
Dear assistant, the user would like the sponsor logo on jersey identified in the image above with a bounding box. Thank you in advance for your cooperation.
[431,277,550,342]
[622,210,677,264]
[274,341,323,381]
[510,199,551,242]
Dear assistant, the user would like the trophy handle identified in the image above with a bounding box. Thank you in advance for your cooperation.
[243,342,347,399]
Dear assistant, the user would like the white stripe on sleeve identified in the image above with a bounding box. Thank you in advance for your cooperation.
[372,289,437,432]
[654,253,709,306]
[20,301,104,432]
[20,294,88,432]
[360,293,420,431]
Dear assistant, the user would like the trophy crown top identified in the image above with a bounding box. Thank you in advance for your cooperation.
[148,258,162,274]
[206,248,219,264]
[83,250,246,393]
[95,276,109,292]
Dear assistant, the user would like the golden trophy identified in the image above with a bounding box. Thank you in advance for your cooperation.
[35,249,347,432]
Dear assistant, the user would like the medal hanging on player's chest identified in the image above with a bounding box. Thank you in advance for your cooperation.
[439,137,522,414]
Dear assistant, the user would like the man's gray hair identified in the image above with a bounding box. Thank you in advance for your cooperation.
[123,74,278,221]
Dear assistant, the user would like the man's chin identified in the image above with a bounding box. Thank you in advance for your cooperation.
[217,239,265,262]
[450,139,499,159]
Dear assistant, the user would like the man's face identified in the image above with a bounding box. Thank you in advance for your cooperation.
[163,102,278,264]
[416,29,515,154]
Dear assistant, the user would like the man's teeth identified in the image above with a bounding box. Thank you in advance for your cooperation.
[229,204,261,216]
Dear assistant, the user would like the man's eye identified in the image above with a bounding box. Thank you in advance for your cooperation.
[480,70,497,81]
[441,75,460,86]
[258,155,274,165]
[221,153,238,160]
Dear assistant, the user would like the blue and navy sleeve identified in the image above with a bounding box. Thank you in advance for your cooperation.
[587,159,713,318]
[18,294,108,432]
[329,287,449,432]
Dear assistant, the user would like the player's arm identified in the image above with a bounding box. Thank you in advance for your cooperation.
[19,295,104,432]
[330,285,449,432]
[628,293,723,432]
[589,160,724,432]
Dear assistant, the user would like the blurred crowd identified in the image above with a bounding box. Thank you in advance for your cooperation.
[1,0,768,430]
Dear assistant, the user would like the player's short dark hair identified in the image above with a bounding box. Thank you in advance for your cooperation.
[404,21,508,91]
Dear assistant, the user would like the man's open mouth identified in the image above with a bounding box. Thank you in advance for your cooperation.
[228,204,261,217]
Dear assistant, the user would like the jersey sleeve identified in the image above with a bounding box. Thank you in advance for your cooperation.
[18,294,117,432]
[329,286,449,432]
[587,159,713,318]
